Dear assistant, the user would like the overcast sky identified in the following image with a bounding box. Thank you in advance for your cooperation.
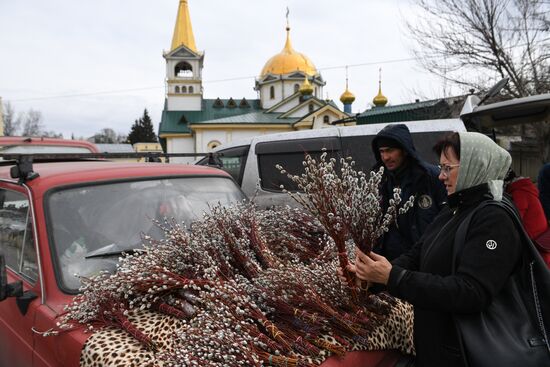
[0,0,462,139]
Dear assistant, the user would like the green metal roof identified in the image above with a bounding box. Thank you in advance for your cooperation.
[158,98,262,135]
[357,99,451,125]
[194,111,299,125]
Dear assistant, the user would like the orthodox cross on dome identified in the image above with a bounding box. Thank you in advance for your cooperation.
[286,6,290,31]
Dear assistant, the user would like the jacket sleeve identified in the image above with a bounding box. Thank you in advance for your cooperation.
[387,206,522,314]
[510,190,528,220]
[390,235,422,271]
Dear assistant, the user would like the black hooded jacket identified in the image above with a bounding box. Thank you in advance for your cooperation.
[387,184,523,367]
[371,124,447,260]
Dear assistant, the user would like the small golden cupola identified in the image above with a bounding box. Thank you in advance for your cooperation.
[372,68,388,107]
[299,75,314,96]
[171,0,198,52]
[340,87,355,105]
[340,68,355,113]
[260,18,317,77]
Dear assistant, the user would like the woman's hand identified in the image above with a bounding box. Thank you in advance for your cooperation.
[337,263,358,283]
[354,248,392,285]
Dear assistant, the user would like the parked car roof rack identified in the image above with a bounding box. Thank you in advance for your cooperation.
[0,152,224,183]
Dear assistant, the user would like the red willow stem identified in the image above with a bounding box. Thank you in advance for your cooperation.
[155,302,190,319]
[247,217,277,268]
[256,351,316,367]
[120,317,155,350]
[334,235,358,301]
[313,337,347,356]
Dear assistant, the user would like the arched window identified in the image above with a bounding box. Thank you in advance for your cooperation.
[175,61,193,77]
[181,86,187,93]
[309,103,314,113]
[323,115,330,124]
[175,86,180,93]
[207,140,222,151]
[294,84,300,93]
[189,86,194,94]
[270,86,275,99]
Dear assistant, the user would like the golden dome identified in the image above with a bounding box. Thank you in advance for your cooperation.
[299,75,313,95]
[373,68,388,107]
[260,27,317,77]
[373,86,388,107]
[340,86,355,104]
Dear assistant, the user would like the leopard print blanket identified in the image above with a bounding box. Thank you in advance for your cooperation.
[80,298,414,367]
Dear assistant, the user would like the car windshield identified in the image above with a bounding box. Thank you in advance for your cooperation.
[47,176,245,292]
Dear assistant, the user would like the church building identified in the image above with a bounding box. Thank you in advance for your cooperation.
[158,0,354,162]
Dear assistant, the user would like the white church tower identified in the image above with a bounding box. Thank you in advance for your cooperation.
[163,0,203,112]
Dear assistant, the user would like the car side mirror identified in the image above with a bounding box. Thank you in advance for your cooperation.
[0,253,23,302]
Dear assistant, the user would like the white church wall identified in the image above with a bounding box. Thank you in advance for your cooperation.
[286,103,319,118]
[166,136,196,164]
[167,96,202,111]
[259,78,325,110]
[196,128,292,152]
[272,97,300,113]
[282,81,300,98]
[260,83,282,109]
[312,110,341,129]
[197,130,227,152]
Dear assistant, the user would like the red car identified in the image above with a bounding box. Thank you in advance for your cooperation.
[0,157,405,366]
[0,158,245,366]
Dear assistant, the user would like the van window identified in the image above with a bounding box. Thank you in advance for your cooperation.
[340,131,451,172]
[410,131,452,164]
[197,145,250,185]
[0,189,38,282]
[256,137,341,192]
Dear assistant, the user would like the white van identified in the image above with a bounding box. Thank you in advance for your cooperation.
[197,118,466,208]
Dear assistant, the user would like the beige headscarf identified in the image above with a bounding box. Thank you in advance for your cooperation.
[455,132,512,201]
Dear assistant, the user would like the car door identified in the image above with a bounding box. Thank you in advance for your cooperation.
[196,145,251,186]
[250,135,342,208]
[0,186,41,367]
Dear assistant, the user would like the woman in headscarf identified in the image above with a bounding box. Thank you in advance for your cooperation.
[348,132,522,367]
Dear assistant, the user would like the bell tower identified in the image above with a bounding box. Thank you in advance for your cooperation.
[163,0,203,111]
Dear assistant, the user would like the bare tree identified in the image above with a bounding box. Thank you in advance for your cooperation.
[2,102,21,136]
[406,0,550,161]
[92,128,126,144]
[21,109,45,137]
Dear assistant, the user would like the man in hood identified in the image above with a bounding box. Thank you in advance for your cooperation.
[371,124,447,260]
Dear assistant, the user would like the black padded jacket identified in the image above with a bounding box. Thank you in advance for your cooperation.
[387,184,522,367]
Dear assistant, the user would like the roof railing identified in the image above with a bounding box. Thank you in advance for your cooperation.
[0,152,224,183]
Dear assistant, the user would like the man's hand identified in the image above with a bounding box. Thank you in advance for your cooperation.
[354,248,392,285]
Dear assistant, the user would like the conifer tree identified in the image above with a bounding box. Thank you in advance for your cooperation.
[127,109,157,145]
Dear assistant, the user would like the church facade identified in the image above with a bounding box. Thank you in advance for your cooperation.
[158,0,355,162]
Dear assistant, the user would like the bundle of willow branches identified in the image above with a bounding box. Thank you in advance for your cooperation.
[57,154,413,366]
[277,152,414,294]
